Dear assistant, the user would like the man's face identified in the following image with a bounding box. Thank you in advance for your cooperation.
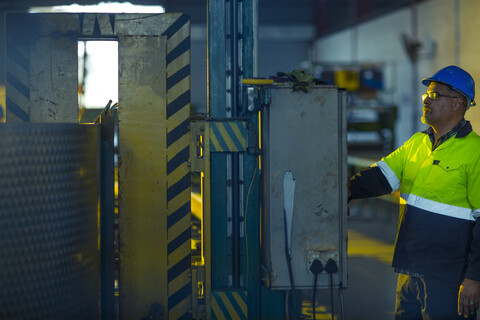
[422,82,459,128]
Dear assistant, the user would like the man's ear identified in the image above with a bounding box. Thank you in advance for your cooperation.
[452,97,466,113]
[453,98,467,115]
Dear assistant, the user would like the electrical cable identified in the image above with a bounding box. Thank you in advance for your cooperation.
[338,284,345,320]
[309,259,323,320]
[244,156,258,291]
[283,171,297,319]
[324,258,339,320]
[284,220,297,319]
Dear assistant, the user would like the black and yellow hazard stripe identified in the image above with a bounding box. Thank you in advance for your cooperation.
[6,37,30,122]
[210,121,247,152]
[211,291,248,319]
[79,13,115,36]
[164,14,193,320]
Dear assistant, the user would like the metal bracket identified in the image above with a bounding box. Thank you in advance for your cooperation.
[190,121,207,173]
[243,85,271,113]
[192,266,206,319]
[190,118,255,172]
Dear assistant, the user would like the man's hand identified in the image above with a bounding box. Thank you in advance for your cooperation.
[458,278,480,317]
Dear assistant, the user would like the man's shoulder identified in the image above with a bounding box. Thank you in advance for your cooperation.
[468,129,480,138]
[405,131,429,144]
[462,129,480,144]
[454,130,480,158]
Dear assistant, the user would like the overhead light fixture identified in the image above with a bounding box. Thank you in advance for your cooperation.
[29,1,165,14]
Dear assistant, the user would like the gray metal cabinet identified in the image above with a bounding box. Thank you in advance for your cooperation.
[261,85,348,289]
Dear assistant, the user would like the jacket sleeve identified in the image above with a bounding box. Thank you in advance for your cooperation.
[349,166,393,201]
[348,133,421,201]
[465,153,480,281]
[349,136,412,201]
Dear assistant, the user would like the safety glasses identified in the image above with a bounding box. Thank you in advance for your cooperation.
[422,92,459,103]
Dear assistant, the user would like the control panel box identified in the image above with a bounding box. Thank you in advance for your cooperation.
[261,85,348,289]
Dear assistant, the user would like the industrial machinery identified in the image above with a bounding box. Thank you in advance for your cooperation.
[0,5,347,320]
[260,85,348,291]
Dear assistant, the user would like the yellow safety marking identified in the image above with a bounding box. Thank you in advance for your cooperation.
[191,192,202,221]
[231,122,246,149]
[167,51,189,76]
[167,213,190,240]
[0,86,4,123]
[165,11,192,315]
[211,296,225,319]
[348,229,394,265]
[96,14,115,35]
[6,85,29,109]
[218,293,240,319]
[167,190,190,219]
[167,133,190,157]
[167,188,191,213]
[168,240,190,264]
[167,21,189,54]
[210,129,222,151]
[167,188,190,216]
[242,78,274,85]
[217,123,238,151]
[232,291,248,318]
[167,162,190,187]
[167,108,190,134]
[300,228,394,319]
[169,297,192,320]
[301,301,337,319]
[81,14,114,35]
[168,268,191,295]
[167,76,191,102]
[6,56,29,83]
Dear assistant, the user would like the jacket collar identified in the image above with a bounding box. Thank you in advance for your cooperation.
[422,118,472,139]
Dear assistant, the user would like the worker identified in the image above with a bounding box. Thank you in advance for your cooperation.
[348,65,480,319]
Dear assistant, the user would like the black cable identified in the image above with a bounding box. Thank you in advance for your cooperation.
[339,285,345,320]
[324,258,339,320]
[309,259,323,320]
[285,248,297,319]
[284,210,297,319]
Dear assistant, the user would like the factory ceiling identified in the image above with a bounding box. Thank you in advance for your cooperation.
[0,0,426,38]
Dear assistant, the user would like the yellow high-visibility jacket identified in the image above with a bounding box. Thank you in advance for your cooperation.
[352,121,480,282]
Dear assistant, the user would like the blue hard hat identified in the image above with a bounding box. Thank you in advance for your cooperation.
[422,65,476,107]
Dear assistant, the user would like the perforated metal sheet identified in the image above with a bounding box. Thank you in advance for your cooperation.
[0,123,101,319]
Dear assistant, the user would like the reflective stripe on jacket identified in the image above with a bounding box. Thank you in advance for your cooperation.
[377,123,480,282]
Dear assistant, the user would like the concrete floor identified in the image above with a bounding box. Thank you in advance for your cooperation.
[342,220,398,320]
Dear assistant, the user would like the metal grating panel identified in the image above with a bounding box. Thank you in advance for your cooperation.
[0,123,100,319]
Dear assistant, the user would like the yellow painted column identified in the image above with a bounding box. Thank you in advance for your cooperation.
[118,34,169,318]
[117,13,192,319]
